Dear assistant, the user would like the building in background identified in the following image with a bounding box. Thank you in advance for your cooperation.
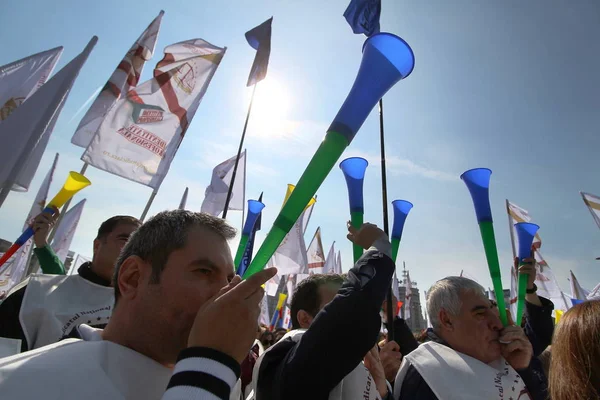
[395,269,427,333]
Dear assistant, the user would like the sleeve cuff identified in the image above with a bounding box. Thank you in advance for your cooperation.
[164,347,241,400]
[368,236,392,259]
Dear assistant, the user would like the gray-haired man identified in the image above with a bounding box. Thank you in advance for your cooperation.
[0,210,276,400]
[394,276,545,400]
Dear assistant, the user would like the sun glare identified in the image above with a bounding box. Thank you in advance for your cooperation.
[248,78,291,138]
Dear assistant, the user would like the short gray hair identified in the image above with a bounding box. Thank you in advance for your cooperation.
[113,210,236,303]
[427,276,485,330]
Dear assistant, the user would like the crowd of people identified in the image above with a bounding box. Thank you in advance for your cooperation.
[0,208,598,399]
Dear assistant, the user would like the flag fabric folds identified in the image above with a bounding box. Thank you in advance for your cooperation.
[581,192,600,230]
[569,270,589,301]
[335,250,342,274]
[178,187,188,210]
[0,46,63,124]
[323,242,336,274]
[72,11,164,148]
[200,150,246,216]
[343,0,381,37]
[506,199,571,313]
[50,199,86,264]
[82,39,226,189]
[0,38,96,194]
[306,227,325,274]
[245,17,272,86]
[0,153,58,296]
[267,186,314,276]
[270,293,287,330]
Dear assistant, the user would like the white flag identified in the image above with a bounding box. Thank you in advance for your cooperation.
[200,151,246,216]
[282,306,292,330]
[306,227,325,274]
[0,38,96,193]
[323,242,336,274]
[83,39,226,189]
[569,270,589,301]
[265,273,280,297]
[581,192,600,230]
[0,46,62,123]
[268,215,309,275]
[69,253,92,275]
[0,153,56,288]
[506,200,570,312]
[72,11,164,148]
[0,154,58,295]
[178,187,188,210]
[404,271,413,320]
[335,250,342,274]
[50,199,86,264]
[587,282,600,300]
[506,200,542,249]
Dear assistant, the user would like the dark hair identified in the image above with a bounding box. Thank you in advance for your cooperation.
[96,216,141,241]
[112,210,236,304]
[290,274,344,329]
[549,300,600,400]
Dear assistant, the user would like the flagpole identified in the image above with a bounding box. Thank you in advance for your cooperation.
[505,199,517,260]
[378,98,395,340]
[222,84,257,219]
[140,188,158,222]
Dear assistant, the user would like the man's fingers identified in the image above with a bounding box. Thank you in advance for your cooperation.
[502,339,528,354]
[347,221,358,235]
[383,340,400,352]
[234,267,277,298]
[506,311,515,326]
[499,330,525,343]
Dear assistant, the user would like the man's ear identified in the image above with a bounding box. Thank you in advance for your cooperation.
[116,256,148,303]
[438,308,454,332]
[93,238,100,255]
[296,310,314,329]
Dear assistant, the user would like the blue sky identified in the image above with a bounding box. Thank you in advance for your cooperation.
[1,0,599,305]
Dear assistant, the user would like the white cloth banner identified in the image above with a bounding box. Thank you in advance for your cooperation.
[50,199,86,264]
[200,150,246,216]
[0,39,95,192]
[259,293,270,327]
[395,341,531,400]
[335,250,342,274]
[323,242,336,274]
[306,227,325,274]
[82,39,226,189]
[71,11,163,148]
[581,192,600,230]
[0,46,62,124]
[587,282,600,300]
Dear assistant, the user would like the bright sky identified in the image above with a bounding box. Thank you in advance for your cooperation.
[1,0,599,307]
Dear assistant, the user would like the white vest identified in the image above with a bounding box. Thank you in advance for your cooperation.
[394,341,532,400]
[250,329,381,400]
[19,273,113,350]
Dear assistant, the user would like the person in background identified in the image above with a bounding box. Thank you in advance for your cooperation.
[253,222,395,400]
[395,276,545,400]
[29,207,66,275]
[0,214,140,352]
[549,300,600,400]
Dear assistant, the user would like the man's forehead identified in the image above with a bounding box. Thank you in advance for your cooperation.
[460,290,489,309]
[185,226,234,272]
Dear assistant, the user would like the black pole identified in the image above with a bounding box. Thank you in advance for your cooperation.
[222,84,257,218]
[379,98,395,341]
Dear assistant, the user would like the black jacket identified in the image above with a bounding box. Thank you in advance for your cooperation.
[0,262,110,352]
[256,249,395,400]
